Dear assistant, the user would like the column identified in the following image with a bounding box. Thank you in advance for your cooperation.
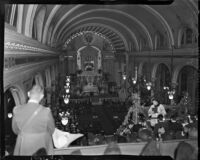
[46,87,52,107]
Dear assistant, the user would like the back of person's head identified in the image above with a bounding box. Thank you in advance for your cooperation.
[138,128,152,141]
[170,114,177,121]
[140,140,160,156]
[28,84,44,100]
[174,141,196,160]
[157,114,164,121]
[188,127,198,139]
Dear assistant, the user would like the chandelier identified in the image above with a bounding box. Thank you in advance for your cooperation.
[145,51,152,91]
[63,75,71,104]
[122,72,127,80]
[59,111,70,126]
[132,66,138,84]
[168,89,176,100]
[146,82,152,91]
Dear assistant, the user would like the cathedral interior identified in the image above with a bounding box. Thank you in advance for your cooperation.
[1,0,199,159]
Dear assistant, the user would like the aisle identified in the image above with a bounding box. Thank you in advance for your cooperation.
[94,106,115,135]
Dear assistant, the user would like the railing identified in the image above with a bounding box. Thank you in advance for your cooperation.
[54,138,198,158]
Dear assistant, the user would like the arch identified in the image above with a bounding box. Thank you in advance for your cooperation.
[46,5,82,44]
[57,9,153,50]
[24,5,37,37]
[29,5,39,36]
[77,46,102,70]
[47,25,54,46]
[42,5,61,44]
[55,9,152,50]
[5,84,26,105]
[141,5,174,47]
[16,4,24,33]
[151,62,170,81]
[62,21,130,52]
[33,6,46,42]
[172,64,198,85]
[60,17,138,52]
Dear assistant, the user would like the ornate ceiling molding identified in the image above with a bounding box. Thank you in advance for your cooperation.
[60,18,138,51]
[47,5,83,45]
[42,5,62,44]
[5,28,58,55]
[61,20,128,46]
[24,5,37,37]
[55,8,150,50]
[4,42,56,55]
[141,5,174,47]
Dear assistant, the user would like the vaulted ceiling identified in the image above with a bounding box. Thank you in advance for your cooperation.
[22,0,198,54]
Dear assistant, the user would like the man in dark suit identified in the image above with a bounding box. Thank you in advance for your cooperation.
[12,84,55,155]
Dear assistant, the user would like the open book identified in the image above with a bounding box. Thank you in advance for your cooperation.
[52,128,84,149]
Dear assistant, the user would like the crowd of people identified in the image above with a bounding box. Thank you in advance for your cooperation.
[116,98,198,143]
[8,84,198,158]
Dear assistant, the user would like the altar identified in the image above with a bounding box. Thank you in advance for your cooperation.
[76,45,103,96]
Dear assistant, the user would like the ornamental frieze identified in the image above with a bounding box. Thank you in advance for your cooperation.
[4,42,56,54]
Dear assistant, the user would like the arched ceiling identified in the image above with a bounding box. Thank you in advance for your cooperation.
[23,0,198,54]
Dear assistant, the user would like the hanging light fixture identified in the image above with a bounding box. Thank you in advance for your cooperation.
[146,82,152,90]
[132,59,138,84]
[122,73,126,80]
[168,89,176,100]
[8,113,13,118]
[64,96,69,104]
[63,75,71,104]
[146,51,152,90]
[132,77,137,84]
[168,45,175,100]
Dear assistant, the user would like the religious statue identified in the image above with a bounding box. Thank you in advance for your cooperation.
[123,93,144,125]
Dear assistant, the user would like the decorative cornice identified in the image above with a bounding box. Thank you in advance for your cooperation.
[4,42,57,55]
[129,47,199,56]
[4,27,59,55]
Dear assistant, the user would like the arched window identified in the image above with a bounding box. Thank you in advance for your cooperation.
[155,32,166,50]
[186,28,193,44]
[32,6,46,41]
[5,4,18,27]
[180,27,196,46]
